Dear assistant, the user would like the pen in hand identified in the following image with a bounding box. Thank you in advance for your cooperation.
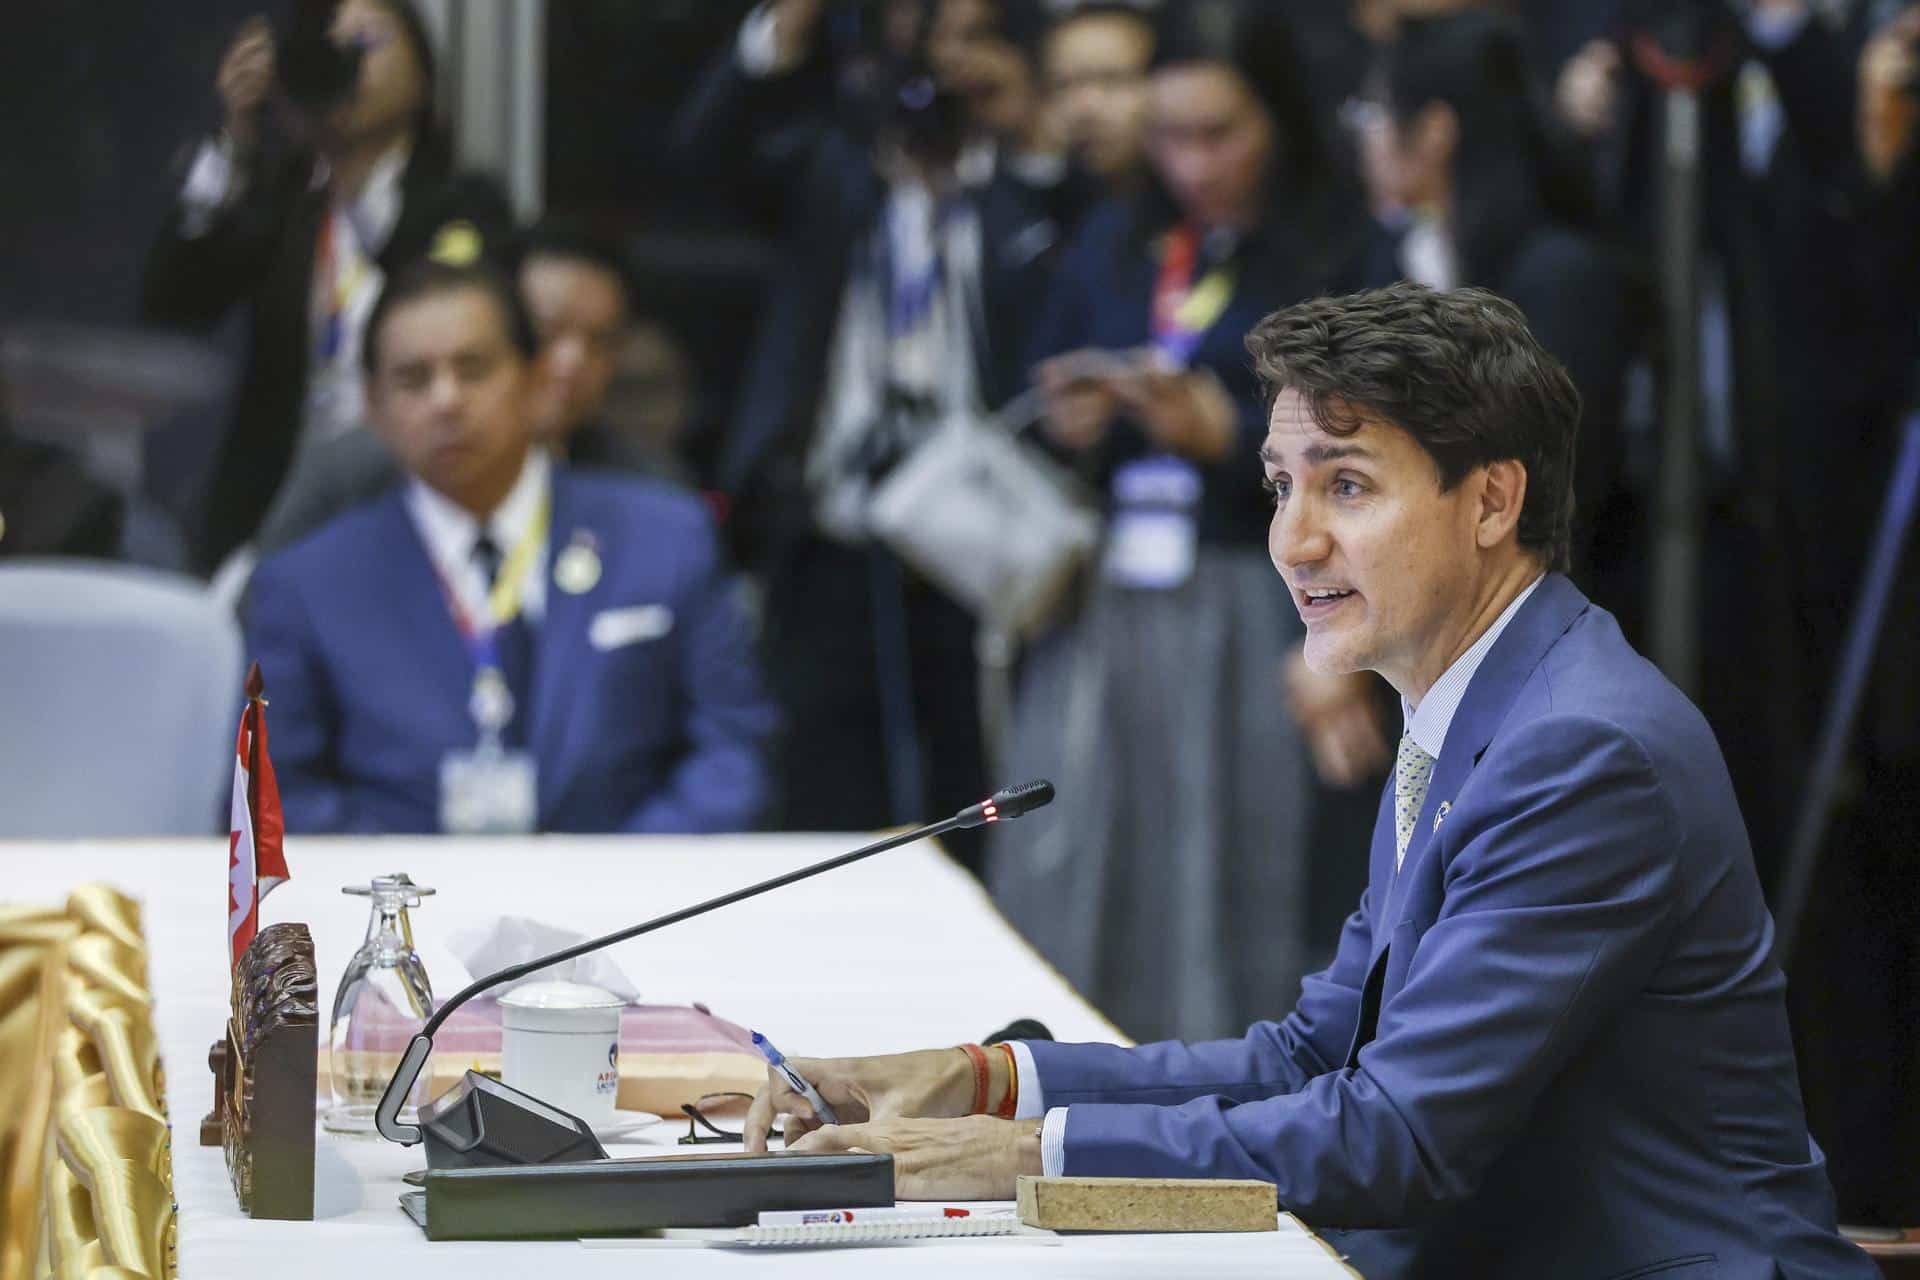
[751,1030,841,1127]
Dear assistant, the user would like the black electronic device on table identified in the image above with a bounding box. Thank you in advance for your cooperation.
[370,781,1057,1239]
[399,1149,897,1241]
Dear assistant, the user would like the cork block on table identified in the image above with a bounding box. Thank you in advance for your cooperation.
[1015,1176,1278,1233]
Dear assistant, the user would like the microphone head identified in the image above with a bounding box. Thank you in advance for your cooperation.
[987,779,1055,820]
[953,779,1056,828]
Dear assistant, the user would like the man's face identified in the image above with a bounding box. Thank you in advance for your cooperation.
[1263,388,1484,690]
[366,287,532,509]
[925,0,1001,87]
[602,323,694,451]
[1380,102,1453,212]
[1148,64,1273,230]
[519,254,627,444]
[1045,14,1153,181]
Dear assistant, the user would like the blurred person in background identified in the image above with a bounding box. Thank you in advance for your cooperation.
[1523,0,1920,1224]
[244,258,775,834]
[1042,2,1157,196]
[141,0,511,573]
[596,318,703,491]
[1358,11,1639,625]
[0,377,123,561]
[989,1,1384,1043]
[1859,4,1920,187]
[673,0,1075,868]
[1777,0,1920,1230]
[252,221,677,557]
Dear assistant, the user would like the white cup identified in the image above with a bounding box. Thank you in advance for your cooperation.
[499,980,625,1125]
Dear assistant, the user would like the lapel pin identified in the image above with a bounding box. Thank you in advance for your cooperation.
[1433,801,1451,833]
[554,534,601,595]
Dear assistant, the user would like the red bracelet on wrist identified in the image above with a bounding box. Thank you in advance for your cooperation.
[959,1043,991,1115]
[994,1041,1019,1120]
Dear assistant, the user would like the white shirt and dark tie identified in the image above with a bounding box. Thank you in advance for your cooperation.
[404,449,552,746]
[403,449,552,626]
[1015,572,1546,1175]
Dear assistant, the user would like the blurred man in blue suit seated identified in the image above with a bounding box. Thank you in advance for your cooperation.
[244,257,776,835]
[739,285,1875,1278]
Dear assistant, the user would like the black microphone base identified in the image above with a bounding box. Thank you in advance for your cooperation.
[400,1150,896,1241]
[420,1071,608,1169]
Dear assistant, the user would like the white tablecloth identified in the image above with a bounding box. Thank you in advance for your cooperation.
[5,834,1353,1277]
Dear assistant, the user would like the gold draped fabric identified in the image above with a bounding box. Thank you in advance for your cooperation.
[0,886,175,1280]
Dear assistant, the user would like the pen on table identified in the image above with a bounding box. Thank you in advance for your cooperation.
[757,1206,983,1227]
[751,1030,840,1126]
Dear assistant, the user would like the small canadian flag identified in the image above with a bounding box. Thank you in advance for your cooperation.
[228,661,291,969]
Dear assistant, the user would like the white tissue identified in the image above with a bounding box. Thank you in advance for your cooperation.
[449,915,641,1002]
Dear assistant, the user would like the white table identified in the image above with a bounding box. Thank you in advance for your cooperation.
[7,835,1353,1277]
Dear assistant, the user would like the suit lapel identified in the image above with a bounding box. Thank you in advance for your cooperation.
[1366,573,1592,974]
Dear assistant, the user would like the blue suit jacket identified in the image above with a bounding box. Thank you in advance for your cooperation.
[1028,575,1872,1279]
[244,468,777,835]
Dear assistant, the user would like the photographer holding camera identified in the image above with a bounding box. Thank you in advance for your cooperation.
[142,0,511,572]
[673,0,1078,866]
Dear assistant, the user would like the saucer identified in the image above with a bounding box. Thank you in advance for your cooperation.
[591,1109,668,1141]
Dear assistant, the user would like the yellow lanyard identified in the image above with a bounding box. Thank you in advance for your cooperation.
[480,492,550,632]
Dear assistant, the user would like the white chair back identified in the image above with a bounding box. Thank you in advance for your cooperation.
[0,559,240,836]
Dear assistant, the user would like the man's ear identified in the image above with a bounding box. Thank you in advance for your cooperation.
[1474,459,1528,551]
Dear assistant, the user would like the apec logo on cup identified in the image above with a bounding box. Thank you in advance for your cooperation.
[597,1041,620,1096]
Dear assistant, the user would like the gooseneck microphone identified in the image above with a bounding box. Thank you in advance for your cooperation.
[375,780,1056,1150]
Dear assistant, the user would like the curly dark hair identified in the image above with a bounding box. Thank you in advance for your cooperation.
[1245,282,1580,572]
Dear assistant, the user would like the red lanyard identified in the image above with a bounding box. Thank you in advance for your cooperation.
[1152,224,1200,341]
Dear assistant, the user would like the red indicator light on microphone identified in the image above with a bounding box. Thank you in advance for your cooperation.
[982,802,999,822]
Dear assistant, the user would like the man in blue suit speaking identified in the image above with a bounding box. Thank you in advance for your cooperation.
[743,284,1873,1277]
[244,257,776,834]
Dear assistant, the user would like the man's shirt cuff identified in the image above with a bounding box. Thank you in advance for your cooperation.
[1010,1040,1044,1119]
[1041,1106,1069,1177]
[178,134,236,238]
[736,3,782,77]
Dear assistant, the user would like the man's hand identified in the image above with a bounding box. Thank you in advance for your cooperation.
[1555,39,1621,140]
[1285,648,1391,788]
[1111,363,1238,463]
[768,0,828,74]
[1036,351,1125,451]
[743,1048,978,1152]
[1859,7,1920,182]
[788,1116,1043,1200]
[217,17,275,153]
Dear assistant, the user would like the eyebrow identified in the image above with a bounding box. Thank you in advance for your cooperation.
[1259,442,1375,467]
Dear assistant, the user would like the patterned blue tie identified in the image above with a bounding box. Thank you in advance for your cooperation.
[1394,733,1436,871]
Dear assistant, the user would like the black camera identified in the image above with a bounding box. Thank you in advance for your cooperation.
[827,0,969,164]
[276,0,364,114]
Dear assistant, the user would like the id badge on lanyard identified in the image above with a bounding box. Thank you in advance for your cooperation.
[1104,226,1236,591]
[438,629,538,835]
[436,502,547,835]
[1103,456,1206,589]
